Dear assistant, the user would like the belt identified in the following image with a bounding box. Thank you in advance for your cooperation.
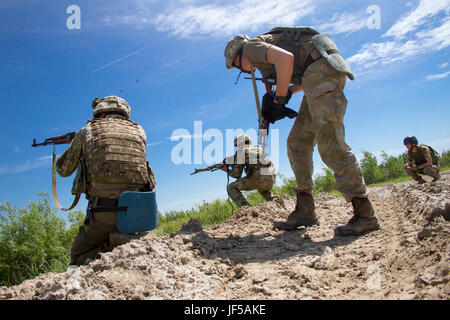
[88,197,126,213]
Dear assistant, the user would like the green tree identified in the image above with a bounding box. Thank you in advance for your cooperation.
[360,151,384,185]
[439,150,450,167]
[313,168,336,192]
[0,193,84,286]
[380,151,406,180]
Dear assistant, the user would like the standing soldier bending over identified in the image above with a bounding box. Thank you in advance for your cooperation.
[56,96,156,266]
[403,136,440,184]
[223,134,276,207]
[224,26,380,236]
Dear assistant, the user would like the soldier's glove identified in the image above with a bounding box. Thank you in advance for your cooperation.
[261,91,297,124]
[274,89,293,105]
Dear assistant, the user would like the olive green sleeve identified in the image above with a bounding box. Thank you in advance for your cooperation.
[243,39,272,65]
[56,128,85,177]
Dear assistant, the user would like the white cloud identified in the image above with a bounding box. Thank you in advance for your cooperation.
[347,40,421,69]
[146,141,165,147]
[319,11,367,35]
[415,17,450,50]
[348,2,450,75]
[110,0,315,38]
[0,156,52,175]
[425,70,450,80]
[383,0,450,39]
[438,62,448,68]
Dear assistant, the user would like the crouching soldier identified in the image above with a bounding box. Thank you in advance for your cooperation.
[403,136,440,184]
[56,96,157,266]
[222,134,276,207]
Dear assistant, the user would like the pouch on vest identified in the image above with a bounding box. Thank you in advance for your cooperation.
[116,191,158,234]
[421,145,439,165]
[311,34,355,80]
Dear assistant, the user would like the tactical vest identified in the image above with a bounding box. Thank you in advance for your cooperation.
[84,117,149,192]
[236,145,273,177]
[410,144,439,166]
[265,26,354,81]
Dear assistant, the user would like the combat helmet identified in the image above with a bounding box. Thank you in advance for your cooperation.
[224,34,250,69]
[92,96,131,119]
[403,136,418,146]
[234,134,251,147]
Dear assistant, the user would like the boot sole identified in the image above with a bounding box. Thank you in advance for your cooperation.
[334,224,380,237]
[273,220,319,231]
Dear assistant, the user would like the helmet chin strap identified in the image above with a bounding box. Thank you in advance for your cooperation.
[234,71,244,85]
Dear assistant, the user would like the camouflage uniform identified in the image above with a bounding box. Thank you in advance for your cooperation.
[57,97,155,265]
[405,144,440,182]
[226,145,276,207]
[227,27,380,235]
[242,28,366,202]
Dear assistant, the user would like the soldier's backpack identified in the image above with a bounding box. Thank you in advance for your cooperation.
[421,144,439,165]
[266,26,355,81]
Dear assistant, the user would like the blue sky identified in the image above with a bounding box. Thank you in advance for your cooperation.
[0,0,449,214]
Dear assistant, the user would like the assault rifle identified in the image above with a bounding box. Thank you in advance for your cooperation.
[244,76,276,87]
[31,132,76,147]
[190,162,230,175]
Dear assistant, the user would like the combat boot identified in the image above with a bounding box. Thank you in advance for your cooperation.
[432,172,441,182]
[334,197,380,237]
[417,177,426,184]
[273,192,318,230]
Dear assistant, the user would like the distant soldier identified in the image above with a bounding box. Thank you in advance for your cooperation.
[222,134,276,207]
[403,136,440,184]
[224,27,379,236]
[56,96,156,266]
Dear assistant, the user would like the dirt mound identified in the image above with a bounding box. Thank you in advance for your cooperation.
[1,173,449,300]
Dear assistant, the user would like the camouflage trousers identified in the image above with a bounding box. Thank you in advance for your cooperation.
[227,174,275,207]
[287,57,368,202]
[70,198,120,266]
[404,164,440,181]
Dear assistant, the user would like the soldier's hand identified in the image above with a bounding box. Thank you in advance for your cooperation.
[262,93,297,124]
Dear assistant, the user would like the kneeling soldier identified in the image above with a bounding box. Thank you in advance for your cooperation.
[57,96,156,266]
[403,136,440,184]
[223,134,276,207]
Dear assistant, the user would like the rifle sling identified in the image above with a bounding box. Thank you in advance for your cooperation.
[250,68,262,122]
[52,146,80,211]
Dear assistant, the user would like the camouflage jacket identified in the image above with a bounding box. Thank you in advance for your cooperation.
[408,144,438,166]
[226,145,275,179]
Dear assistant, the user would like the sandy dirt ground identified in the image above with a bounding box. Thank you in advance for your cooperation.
[1,172,449,300]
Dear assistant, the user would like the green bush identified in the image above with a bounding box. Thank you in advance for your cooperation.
[439,150,450,167]
[360,151,385,185]
[379,151,407,180]
[0,193,84,287]
[313,168,336,193]
[152,199,237,236]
